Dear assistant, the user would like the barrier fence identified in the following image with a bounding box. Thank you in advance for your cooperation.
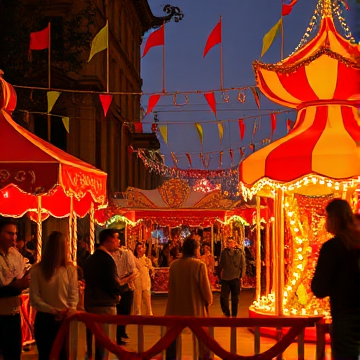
[50,312,325,360]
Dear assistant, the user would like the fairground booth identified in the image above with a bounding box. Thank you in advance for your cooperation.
[239,0,360,341]
[0,74,107,344]
[96,178,268,292]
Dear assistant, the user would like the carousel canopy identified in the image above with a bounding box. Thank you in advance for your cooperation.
[0,75,107,218]
[239,0,360,190]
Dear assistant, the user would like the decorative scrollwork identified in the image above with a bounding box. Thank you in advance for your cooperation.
[163,5,184,23]
[173,94,189,107]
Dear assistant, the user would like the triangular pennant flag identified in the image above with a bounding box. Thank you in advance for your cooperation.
[219,151,223,168]
[249,143,255,153]
[47,91,61,113]
[195,123,203,146]
[146,94,161,115]
[229,149,234,165]
[88,24,108,62]
[251,87,261,109]
[252,119,258,138]
[204,92,217,117]
[203,19,222,58]
[62,117,70,133]
[217,122,223,144]
[261,18,282,58]
[142,24,164,57]
[186,153,192,167]
[30,24,50,50]
[99,94,113,117]
[238,119,245,140]
[287,119,294,133]
[271,113,277,137]
[282,0,299,16]
[158,125,168,144]
[240,147,245,159]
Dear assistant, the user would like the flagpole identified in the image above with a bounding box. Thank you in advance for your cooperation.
[47,22,51,142]
[162,21,166,93]
[106,19,109,93]
[280,4,284,60]
[220,16,224,90]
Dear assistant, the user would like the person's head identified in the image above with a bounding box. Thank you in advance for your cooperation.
[134,242,145,258]
[226,237,236,249]
[40,231,68,281]
[182,237,199,257]
[325,199,360,249]
[203,244,211,254]
[98,229,119,253]
[0,218,18,253]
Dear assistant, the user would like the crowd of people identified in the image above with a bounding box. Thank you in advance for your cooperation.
[1,197,360,360]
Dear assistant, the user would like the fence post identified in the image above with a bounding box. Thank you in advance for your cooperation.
[297,328,305,360]
[137,324,144,353]
[69,320,78,360]
[276,327,283,360]
[161,326,166,360]
[230,326,237,354]
[209,326,215,359]
[316,320,326,360]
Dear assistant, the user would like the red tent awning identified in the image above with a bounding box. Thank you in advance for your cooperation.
[0,75,107,217]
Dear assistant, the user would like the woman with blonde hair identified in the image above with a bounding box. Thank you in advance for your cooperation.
[30,231,78,360]
[311,199,360,360]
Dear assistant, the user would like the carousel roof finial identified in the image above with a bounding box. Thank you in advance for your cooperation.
[321,0,333,18]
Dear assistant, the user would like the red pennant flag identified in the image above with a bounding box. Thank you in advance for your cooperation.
[238,119,245,140]
[229,149,234,165]
[99,94,113,117]
[30,24,50,50]
[251,87,261,109]
[282,0,299,16]
[240,147,245,159]
[142,24,164,57]
[252,120,258,138]
[204,92,217,116]
[186,153,192,167]
[271,113,277,137]
[203,19,222,58]
[219,151,223,168]
[249,143,255,153]
[146,94,161,115]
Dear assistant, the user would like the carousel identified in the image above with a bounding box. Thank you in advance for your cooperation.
[239,0,360,341]
[96,178,264,292]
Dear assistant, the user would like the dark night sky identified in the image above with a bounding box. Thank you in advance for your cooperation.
[140,0,359,170]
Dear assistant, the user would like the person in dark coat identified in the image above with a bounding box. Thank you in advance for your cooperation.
[311,199,360,360]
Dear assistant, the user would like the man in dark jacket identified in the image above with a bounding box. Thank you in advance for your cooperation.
[84,229,122,360]
[219,238,246,317]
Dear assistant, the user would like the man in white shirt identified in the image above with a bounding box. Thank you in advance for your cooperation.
[0,218,30,360]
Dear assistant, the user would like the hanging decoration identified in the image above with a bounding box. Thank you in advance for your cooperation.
[203,18,222,58]
[195,123,204,146]
[173,94,189,107]
[287,119,294,133]
[249,143,255,153]
[204,92,217,117]
[185,153,192,167]
[170,151,178,165]
[237,91,246,103]
[217,122,224,145]
[142,24,165,58]
[62,117,70,133]
[240,147,245,159]
[99,94,113,117]
[251,87,261,109]
[158,125,168,144]
[229,149,234,165]
[47,91,61,113]
[219,151,223,168]
[252,118,259,138]
[260,18,282,58]
[238,119,245,140]
[146,94,161,115]
[88,24,108,62]
[271,113,277,137]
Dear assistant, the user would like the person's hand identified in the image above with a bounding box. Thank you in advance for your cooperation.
[54,308,71,321]
[11,273,30,290]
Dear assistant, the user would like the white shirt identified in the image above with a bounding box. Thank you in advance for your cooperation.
[30,264,78,313]
[113,248,136,278]
[134,255,154,291]
[0,247,26,287]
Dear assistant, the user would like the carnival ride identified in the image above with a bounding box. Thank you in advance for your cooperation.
[239,0,360,341]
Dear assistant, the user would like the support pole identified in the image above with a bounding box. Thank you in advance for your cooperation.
[255,195,262,300]
[274,188,284,316]
[36,196,42,262]
[72,210,78,265]
[265,218,271,295]
[89,202,95,254]
[69,196,74,262]
[271,216,276,294]
[210,224,214,256]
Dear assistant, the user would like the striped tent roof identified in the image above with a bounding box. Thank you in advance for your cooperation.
[239,0,360,188]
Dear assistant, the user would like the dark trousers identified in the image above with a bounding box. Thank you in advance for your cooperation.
[34,312,68,360]
[220,278,240,317]
[0,314,22,360]
[116,289,133,344]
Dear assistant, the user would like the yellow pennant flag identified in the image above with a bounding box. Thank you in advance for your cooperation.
[88,24,108,62]
[195,123,203,145]
[158,125,168,144]
[47,91,61,113]
[62,117,70,133]
[261,18,282,58]
[217,122,223,144]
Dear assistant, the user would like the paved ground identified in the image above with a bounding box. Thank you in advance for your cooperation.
[21,290,331,359]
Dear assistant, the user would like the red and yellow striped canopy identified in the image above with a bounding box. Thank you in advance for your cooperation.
[240,5,360,187]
